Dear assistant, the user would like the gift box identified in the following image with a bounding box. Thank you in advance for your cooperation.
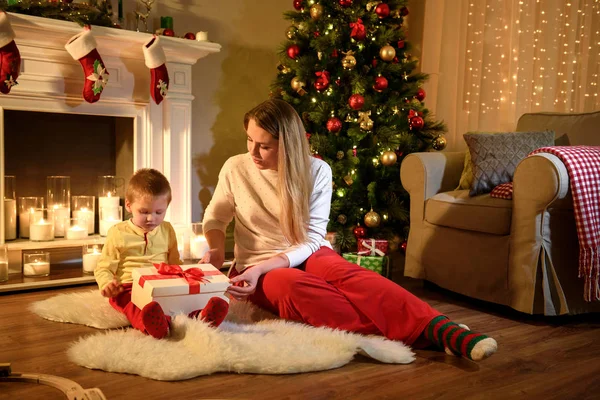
[132,263,230,317]
[357,238,389,256]
[343,253,389,277]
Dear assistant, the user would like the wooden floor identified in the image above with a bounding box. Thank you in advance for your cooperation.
[1,275,599,400]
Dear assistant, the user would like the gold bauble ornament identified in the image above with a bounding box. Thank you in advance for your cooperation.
[286,26,298,39]
[432,135,447,151]
[337,214,348,225]
[379,45,396,61]
[291,77,307,95]
[310,4,324,20]
[364,209,381,228]
[336,150,345,160]
[342,51,357,69]
[381,150,398,166]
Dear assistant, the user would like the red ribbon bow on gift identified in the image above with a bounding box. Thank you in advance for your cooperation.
[358,239,386,256]
[139,263,219,294]
[349,19,366,40]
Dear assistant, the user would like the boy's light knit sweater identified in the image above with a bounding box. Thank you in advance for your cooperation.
[202,152,333,272]
[94,219,181,291]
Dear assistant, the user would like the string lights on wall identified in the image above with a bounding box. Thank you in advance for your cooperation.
[462,0,599,129]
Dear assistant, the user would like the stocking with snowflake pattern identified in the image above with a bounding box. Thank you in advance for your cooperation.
[0,12,21,95]
[65,27,109,103]
[142,35,169,105]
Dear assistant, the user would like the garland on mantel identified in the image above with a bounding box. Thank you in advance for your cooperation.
[0,0,113,27]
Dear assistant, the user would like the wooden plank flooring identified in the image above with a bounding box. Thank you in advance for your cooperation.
[1,276,599,400]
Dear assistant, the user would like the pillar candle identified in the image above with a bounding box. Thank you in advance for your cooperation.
[23,262,50,277]
[196,31,208,42]
[52,206,70,237]
[19,208,34,238]
[30,220,54,241]
[73,209,94,234]
[190,235,209,259]
[4,199,16,240]
[82,251,101,274]
[100,218,120,237]
[0,261,8,282]
[99,196,120,210]
[66,225,87,240]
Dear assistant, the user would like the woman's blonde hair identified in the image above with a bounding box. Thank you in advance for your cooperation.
[244,99,313,245]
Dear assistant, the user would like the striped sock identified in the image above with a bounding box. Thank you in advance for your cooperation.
[424,316,497,361]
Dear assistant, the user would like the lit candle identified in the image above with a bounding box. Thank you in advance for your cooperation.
[73,208,94,234]
[196,31,208,42]
[19,208,35,238]
[23,261,50,277]
[66,225,87,240]
[82,246,102,274]
[190,235,209,259]
[4,198,16,240]
[99,193,120,210]
[52,205,70,237]
[30,219,54,241]
[100,216,120,237]
[0,261,8,282]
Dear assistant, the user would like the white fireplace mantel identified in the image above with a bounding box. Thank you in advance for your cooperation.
[0,12,221,229]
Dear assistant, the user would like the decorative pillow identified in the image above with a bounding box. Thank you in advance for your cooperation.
[457,131,501,190]
[463,131,555,196]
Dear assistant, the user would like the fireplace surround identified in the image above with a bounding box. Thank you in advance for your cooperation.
[0,12,220,292]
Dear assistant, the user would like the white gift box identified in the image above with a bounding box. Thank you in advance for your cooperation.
[132,263,230,317]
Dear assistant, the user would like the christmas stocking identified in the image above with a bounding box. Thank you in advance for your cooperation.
[65,27,109,103]
[0,12,21,95]
[142,35,169,105]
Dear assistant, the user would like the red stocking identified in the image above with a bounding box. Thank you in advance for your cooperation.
[0,12,21,95]
[65,27,109,103]
[143,35,169,105]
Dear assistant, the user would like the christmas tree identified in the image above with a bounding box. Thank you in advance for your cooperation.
[272,0,446,253]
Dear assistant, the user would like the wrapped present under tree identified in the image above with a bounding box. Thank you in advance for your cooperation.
[343,253,389,278]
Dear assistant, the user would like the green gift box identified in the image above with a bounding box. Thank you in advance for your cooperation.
[343,253,389,277]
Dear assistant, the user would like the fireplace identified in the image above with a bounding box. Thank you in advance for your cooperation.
[0,13,220,292]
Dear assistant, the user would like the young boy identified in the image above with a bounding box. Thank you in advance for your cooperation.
[95,168,229,339]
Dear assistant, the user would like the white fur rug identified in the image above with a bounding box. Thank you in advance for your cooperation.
[30,290,414,381]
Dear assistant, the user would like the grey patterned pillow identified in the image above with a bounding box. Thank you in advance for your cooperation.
[463,131,555,196]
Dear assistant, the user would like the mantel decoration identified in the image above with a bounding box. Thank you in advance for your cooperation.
[0,0,113,27]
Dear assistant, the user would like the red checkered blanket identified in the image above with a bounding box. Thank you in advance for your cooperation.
[530,146,600,301]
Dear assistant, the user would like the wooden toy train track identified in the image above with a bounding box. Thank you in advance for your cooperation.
[0,363,106,400]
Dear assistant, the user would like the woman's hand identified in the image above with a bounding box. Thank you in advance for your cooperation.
[101,279,124,298]
[200,248,225,269]
[227,266,263,301]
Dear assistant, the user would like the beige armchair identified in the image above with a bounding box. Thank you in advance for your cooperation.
[400,111,600,315]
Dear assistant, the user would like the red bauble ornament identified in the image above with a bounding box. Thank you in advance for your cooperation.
[314,70,331,92]
[395,149,404,158]
[339,0,352,7]
[373,76,388,92]
[306,133,312,140]
[184,32,196,40]
[397,40,405,49]
[353,225,367,238]
[371,58,378,67]
[313,154,323,160]
[416,88,426,101]
[287,44,301,59]
[348,94,365,110]
[326,117,342,133]
[400,6,409,16]
[293,0,303,11]
[375,3,390,18]
[163,29,175,37]
[393,56,399,64]
[401,241,407,253]
[410,116,425,130]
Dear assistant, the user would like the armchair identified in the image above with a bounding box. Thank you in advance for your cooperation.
[400,111,600,315]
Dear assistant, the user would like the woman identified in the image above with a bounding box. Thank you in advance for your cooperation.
[201,99,497,361]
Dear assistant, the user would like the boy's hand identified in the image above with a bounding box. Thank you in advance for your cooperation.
[101,279,124,298]
[200,248,225,269]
